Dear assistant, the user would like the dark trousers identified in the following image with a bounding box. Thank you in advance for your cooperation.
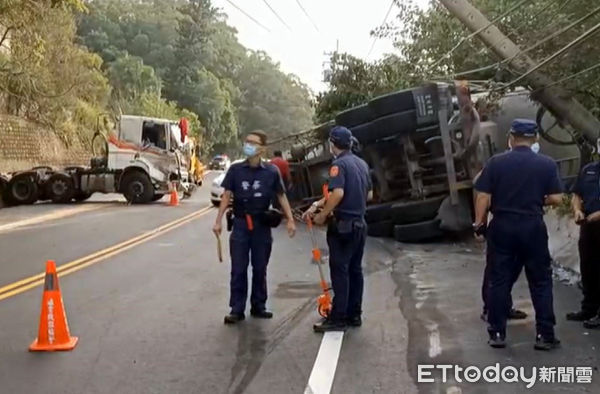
[487,215,556,338]
[229,218,273,314]
[579,222,600,316]
[482,246,521,313]
[327,219,367,321]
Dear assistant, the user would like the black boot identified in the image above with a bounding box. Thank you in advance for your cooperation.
[488,332,506,348]
[566,310,595,321]
[583,316,600,329]
[508,309,527,320]
[534,335,561,351]
[347,315,362,327]
[250,309,273,319]
[224,313,245,324]
[313,318,347,332]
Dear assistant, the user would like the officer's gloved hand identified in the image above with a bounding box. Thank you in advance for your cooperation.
[473,222,487,239]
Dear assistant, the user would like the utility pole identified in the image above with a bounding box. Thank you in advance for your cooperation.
[440,0,600,148]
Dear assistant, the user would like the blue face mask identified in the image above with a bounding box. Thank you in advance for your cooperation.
[243,143,258,157]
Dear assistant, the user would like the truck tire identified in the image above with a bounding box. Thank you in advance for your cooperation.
[368,89,415,118]
[335,104,375,128]
[367,220,394,238]
[365,202,395,224]
[121,171,154,204]
[6,173,39,205]
[393,219,443,243]
[391,196,446,225]
[152,194,164,202]
[74,191,93,202]
[45,173,76,203]
[354,111,418,144]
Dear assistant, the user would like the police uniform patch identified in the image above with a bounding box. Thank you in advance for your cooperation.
[330,166,339,177]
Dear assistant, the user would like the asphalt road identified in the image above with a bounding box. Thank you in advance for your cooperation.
[0,172,598,394]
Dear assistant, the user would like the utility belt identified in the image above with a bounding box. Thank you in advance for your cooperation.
[327,215,365,236]
[226,208,282,231]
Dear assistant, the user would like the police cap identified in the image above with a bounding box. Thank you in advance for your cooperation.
[509,119,539,137]
[329,126,353,149]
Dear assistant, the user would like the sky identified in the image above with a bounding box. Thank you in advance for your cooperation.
[212,0,429,94]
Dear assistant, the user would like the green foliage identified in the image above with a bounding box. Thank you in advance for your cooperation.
[316,0,600,123]
[77,0,314,156]
[108,55,161,102]
[1,1,110,145]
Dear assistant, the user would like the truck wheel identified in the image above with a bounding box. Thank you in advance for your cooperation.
[365,202,395,224]
[45,173,76,203]
[393,219,443,243]
[6,173,39,205]
[368,89,415,118]
[335,104,375,128]
[74,191,93,202]
[367,220,394,238]
[152,194,164,202]
[211,199,220,207]
[121,171,154,204]
[391,196,446,225]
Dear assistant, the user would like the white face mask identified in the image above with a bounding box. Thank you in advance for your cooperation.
[531,142,540,154]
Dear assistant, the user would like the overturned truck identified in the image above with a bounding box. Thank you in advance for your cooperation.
[274,82,580,242]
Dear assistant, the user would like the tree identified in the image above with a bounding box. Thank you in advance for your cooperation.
[108,55,161,103]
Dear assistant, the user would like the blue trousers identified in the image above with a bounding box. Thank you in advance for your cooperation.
[486,214,555,338]
[229,218,273,314]
[327,219,367,321]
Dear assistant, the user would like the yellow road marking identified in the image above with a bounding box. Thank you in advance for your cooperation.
[0,204,111,233]
[0,206,214,301]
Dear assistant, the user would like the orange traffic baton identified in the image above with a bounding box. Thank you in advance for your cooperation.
[29,260,78,352]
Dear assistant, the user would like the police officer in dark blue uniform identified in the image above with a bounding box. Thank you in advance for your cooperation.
[474,119,564,350]
[213,130,296,324]
[567,150,600,328]
[304,126,372,332]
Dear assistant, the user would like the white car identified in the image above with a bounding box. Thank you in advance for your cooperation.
[210,171,226,207]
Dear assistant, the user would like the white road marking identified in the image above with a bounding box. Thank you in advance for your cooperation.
[0,204,107,233]
[304,332,344,394]
[427,323,442,358]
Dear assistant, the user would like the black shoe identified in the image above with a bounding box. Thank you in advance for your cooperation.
[313,319,347,332]
[534,335,561,351]
[347,316,362,327]
[224,313,245,324]
[508,309,527,320]
[566,310,595,321]
[488,332,506,348]
[250,309,273,319]
[583,316,600,329]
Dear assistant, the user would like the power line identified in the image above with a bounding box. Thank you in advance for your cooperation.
[427,0,530,71]
[367,0,395,58]
[533,62,600,93]
[295,0,319,32]
[224,0,271,32]
[495,20,600,91]
[261,0,292,31]
[433,5,600,81]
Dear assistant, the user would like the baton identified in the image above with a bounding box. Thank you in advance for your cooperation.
[215,232,223,263]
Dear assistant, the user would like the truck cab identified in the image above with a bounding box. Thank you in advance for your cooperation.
[82,115,196,203]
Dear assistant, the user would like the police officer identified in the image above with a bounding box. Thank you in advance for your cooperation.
[213,130,296,324]
[567,149,600,328]
[303,126,372,332]
[474,119,564,350]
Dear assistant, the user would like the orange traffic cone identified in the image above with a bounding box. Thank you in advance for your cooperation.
[29,260,78,352]
[169,183,179,206]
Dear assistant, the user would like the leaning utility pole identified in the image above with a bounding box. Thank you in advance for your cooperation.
[440,0,600,148]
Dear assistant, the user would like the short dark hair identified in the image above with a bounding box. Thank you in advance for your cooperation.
[247,130,268,146]
[273,150,282,157]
